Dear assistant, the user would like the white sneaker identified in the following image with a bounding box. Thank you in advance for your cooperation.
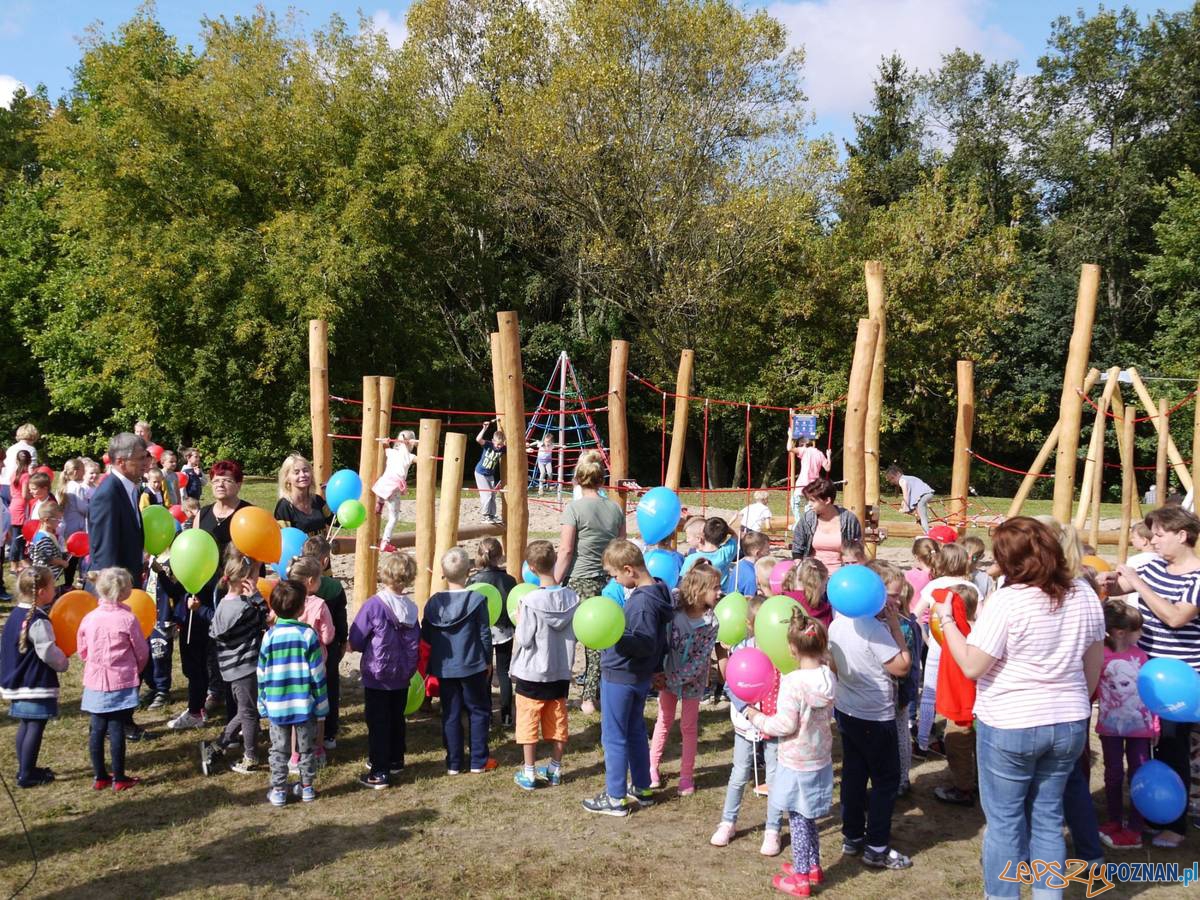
[323,738,337,751]
[760,829,781,856]
[711,821,736,847]
[167,710,206,730]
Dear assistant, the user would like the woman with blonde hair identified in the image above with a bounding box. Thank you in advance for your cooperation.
[273,453,333,536]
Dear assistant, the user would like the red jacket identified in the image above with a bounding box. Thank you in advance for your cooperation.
[935,590,976,726]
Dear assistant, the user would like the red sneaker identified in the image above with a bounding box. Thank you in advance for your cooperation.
[772,873,811,897]
[808,866,824,885]
[379,542,398,553]
[1100,827,1142,850]
[1098,820,1122,838]
[470,758,499,774]
[92,777,112,790]
[112,776,140,792]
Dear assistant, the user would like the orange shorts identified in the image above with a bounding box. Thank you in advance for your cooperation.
[514,694,569,745]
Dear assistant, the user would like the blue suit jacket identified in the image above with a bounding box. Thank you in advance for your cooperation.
[89,474,145,587]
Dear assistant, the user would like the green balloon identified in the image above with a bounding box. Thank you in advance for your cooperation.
[142,505,177,555]
[405,671,425,716]
[336,499,366,530]
[714,592,749,646]
[171,528,220,594]
[756,594,801,674]
[471,582,503,626]
[573,595,626,650]
[507,582,537,622]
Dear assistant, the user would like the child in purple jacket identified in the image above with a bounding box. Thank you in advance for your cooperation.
[349,552,419,789]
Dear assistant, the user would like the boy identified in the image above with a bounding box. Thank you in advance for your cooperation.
[754,556,776,599]
[510,540,581,790]
[142,553,185,708]
[680,517,739,587]
[302,536,348,750]
[160,450,181,506]
[885,465,935,534]
[732,530,770,597]
[257,580,328,806]
[583,540,673,816]
[422,547,496,774]
[28,501,69,590]
[733,490,773,535]
[180,449,205,502]
[26,472,52,523]
[682,516,706,555]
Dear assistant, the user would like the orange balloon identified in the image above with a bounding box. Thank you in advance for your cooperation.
[49,590,98,657]
[230,506,282,564]
[257,577,279,603]
[1082,554,1112,573]
[126,589,156,638]
[929,613,943,647]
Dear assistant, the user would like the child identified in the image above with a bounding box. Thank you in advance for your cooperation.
[160,451,181,506]
[649,559,720,795]
[711,595,786,853]
[731,531,770,596]
[745,607,837,897]
[286,555,335,766]
[932,582,979,806]
[840,540,868,567]
[202,554,268,776]
[25,471,52,525]
[509,540,581,790]
[529,435,556,496]
[180,448,205,501]
[422,547,496,774]
[373,429,418,551]
[350,552,420,789]
[257,580,328,806]
[885,465,935,533]
[1095,601,1157,849]
[582,539,674,816]
[754,556,777,598]
[787,436,830,521]
[473,421,506,524]
[912,541,971,756]
[734,491,774,535]
[29,501,70,591]
[959,535,992,601]
[683,516,707,555]
[142,553,182,708]
[302,536,348,749]
[57,458,88,540]
[8,449,32,571]
[468,537,518,728]
[180,496,200,528]
[904,537,938,601]
[139,469,166,509]
[892,578,923,797]
[782,558,832,629]
[0,567,69,787]
[1125,522,1157,570]
[78,567,150,791]
[680,516,739,588]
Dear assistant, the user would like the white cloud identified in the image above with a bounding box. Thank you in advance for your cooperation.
[0,74,26,109]
[767,0,1022,118]
[371,9,408,48]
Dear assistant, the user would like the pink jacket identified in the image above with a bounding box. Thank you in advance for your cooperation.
[77,601,150,691]
[300,595,335,655]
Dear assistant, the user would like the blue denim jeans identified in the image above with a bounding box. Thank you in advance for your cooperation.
[975,718,1088,899]
[721,732,783,829]
[1061,750,1103,865]
[440,671,491,772]
[600,677,651,800]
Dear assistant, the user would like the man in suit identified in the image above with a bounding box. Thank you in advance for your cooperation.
[90,432,147,587]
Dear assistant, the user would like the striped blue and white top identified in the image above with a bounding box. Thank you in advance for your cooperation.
[1135,558,1200,674]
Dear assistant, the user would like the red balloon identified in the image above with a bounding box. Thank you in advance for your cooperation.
[21,520,39,543]
[65,531,89,557]
[149,443,164,461]
[177,471,189,489]
[102,453,111,466]
[927,524,958,544]
[169,504,187,524]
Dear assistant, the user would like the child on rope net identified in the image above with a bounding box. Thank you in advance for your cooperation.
[885,464,936,533]
[374,429,417,552]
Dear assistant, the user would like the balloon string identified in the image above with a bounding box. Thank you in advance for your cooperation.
[186,605,193,643]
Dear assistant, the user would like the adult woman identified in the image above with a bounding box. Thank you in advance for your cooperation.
[1102,505,1200,847]
[554,451,625,715]
[936,517,1105,899]
[790,477,861,573]
[273,454,333,536]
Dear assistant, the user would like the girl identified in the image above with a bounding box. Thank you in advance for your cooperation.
[57,458,87,539]
[287,555,334,767]
[0,567,69,787]
[468,538,518,728]
[960,535,993,602]
[8,449,32,571]
[745,608,837,897]
[529,435,555,496]
[787,435,830,521]
[905,537,938,602]
[912,541,972,755]
[139,469,166,509]
[649,560,721,795]
[781,558,832,629]
[870,561,923,799]
[78,567,150,791]
[474,421,506,524]
[840,540,868,567]
[373,430,418,550]
[350,552,420,789]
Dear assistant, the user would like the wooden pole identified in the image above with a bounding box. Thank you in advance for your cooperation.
[786,407,795,535]
[1051,264,1100,524]
[430,432,467,593]
[842,319,880,529]
[489,331,508,530]
[413,418,442,612]
[1110,383,1142,521]
[498,311,528,580]
[353,377,382,613]
[863,262,886,544]
[308,320,332,490]
[608,339,630,513]
[376,376,395,489]
[1156,397,1169,507]
[1119,405,1136,563]
[1193,376,1200,511]
[1008,367,1102,517]
[665,350,694,491]
[950,360,975,531]
[1088,422,1104,550]
[1127,367,1194,494]
[1074,366,1120,529]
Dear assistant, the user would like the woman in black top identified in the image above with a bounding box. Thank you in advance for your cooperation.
[273,453,333,536]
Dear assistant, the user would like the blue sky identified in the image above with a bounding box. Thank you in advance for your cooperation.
[1,0,1192,144]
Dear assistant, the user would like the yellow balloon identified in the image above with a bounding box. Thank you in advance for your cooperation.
[1082,554,1112,573]
[126,589,156,638]
[930,613,943,647]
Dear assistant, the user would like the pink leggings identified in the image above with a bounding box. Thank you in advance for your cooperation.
[649,689,700,788]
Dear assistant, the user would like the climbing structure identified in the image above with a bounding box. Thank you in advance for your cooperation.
[524,351,609,496]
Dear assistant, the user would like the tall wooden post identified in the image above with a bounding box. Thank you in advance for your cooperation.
[842,319,880,529]
[950,360,975,530]
[1192,376,1200,509]
[489,331,509,529]
[1088,429,1105,550]
[1075,366,1120,529]
[497,312,528,580]
[1052,264,1100,524]
[1128,367,1194,494]
[353,376,382,612]
[430,432,467,593]
[1156,398,1169,507]
[1110,383,1142,521]
[376,376,395,487]
[665,350,694,491]
[863,261,886,556]
[1119,406,1136,563]
[413,418,442,611]
[308,320,332,489]
[608,339,630,512]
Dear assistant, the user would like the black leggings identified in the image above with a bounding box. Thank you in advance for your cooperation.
[494,641,513,720]
[89,708,134,780]
[180,629,209,714]
[15,719,47,781]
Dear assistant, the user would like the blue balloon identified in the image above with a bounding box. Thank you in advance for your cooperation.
[636,487,682,545]
[1131,759,1187,824]
[522,562,539,586]
[827,565,886,618]
[645,548,683,588]
[1137,657,1200,722]
[602,578,627,608]
[273,526,308,577]
[325,469,363,514]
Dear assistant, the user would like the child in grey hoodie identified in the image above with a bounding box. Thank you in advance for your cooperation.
[509,540,581,790]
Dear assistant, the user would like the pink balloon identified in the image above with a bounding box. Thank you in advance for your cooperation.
[769,559,796,595]
[727,647,776,704]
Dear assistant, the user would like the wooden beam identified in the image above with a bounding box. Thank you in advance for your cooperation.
[1052,264,1100,523]
[1156,397,1169,506]
[376,376,395,494]
[863,261,886,522]
[1109,383,1142,521]
[489,331,508,530]
[1193,375,1200,510]
[1127,367,1194,494]
[665,350,694,491]
[498,311,528,580]
[1075,366,1120,530]
[308,320,332,490]
[412,418,442,612]
[1119,405,1136,563]
[842,318,880,529]
[608,339,630,512]
[352,376,382,614]
[950,360,975,530]
[430,432,467,593]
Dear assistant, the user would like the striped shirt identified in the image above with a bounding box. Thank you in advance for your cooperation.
[967,580,1105,729]
[256,620,328,725]
[29,532,64,582]
[1135,558,1200,674]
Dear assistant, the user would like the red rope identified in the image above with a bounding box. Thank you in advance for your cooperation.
[967,449,1052,478]
[1103,458,1191,471]
[1078,388,1198,422]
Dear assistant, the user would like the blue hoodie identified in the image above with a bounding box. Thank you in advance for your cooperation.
[600,580,674,685]
[421,589,493,679]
